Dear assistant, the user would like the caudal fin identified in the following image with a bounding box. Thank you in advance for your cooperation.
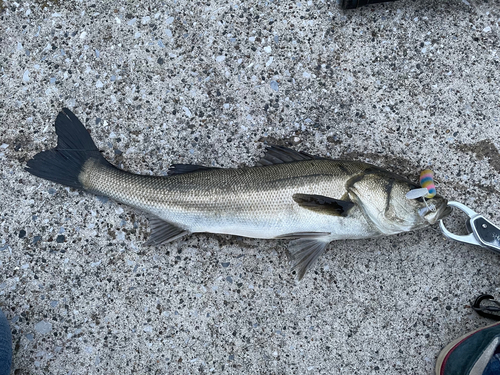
[25,108,109,189]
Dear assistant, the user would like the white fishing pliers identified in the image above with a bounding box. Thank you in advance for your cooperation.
[439,201,500,254]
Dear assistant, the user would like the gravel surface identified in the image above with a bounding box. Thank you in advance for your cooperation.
[1,0,499,374]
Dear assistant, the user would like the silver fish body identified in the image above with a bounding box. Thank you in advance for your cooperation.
[26,109,451,279]
[81,158,380,240]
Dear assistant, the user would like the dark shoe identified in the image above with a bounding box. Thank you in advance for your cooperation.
[435,321,500,375]
[0,309,12,375]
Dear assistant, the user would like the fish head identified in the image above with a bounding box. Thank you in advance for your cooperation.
[348,170,451,234]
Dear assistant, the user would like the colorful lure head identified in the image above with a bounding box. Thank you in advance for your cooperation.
[419,169,436,198]
[404,169,439,218]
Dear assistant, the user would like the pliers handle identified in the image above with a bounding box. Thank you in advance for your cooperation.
[439,201,500,254]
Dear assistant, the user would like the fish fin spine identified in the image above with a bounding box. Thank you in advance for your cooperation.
[292,193,355,217]
[146,215,189,245]
[287,237,331,281]
[256,145,327,167]
[167,164,220,176]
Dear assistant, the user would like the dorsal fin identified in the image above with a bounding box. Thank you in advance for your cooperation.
[167,164,220,176]
[256,146,327,167]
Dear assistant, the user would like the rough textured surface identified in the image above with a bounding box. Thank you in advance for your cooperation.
[1,0,499,374]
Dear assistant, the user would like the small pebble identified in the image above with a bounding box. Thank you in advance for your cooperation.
[182,107,192,117]
[34,321,52,334]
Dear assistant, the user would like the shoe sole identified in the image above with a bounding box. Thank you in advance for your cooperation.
[435,321,500,375]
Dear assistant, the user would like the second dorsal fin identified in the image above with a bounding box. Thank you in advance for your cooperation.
[256,146,327,167]
[167,164,220,176]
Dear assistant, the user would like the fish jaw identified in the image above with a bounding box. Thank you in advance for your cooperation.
[420,195,451,224]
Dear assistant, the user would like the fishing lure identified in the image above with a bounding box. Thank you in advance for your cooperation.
[405,169,436,201]
[404,169,437,217]
[419,169,436,198]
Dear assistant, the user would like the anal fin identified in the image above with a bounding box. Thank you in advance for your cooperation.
[287,237,331,281]
[145,216,189,246]
[276,232,330,240]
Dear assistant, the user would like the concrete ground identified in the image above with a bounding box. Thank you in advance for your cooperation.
[1,0,499,374]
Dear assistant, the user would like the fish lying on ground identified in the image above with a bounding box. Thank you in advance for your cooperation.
[25,109,451,280]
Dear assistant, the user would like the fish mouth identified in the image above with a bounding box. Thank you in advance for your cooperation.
[427,203,452,224]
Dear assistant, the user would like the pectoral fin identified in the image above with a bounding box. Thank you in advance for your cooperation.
[287,237,331,281]
[292,193,354,217]
[146,216,189,245]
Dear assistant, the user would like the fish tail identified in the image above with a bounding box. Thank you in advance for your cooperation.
[25,108,110,189]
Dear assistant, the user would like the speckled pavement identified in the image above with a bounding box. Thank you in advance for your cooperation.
[1,1,499,374]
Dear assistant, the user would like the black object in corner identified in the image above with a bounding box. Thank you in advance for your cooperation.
[342,0,398,9]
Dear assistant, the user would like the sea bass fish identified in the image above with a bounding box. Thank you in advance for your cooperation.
[26,109,451,279]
